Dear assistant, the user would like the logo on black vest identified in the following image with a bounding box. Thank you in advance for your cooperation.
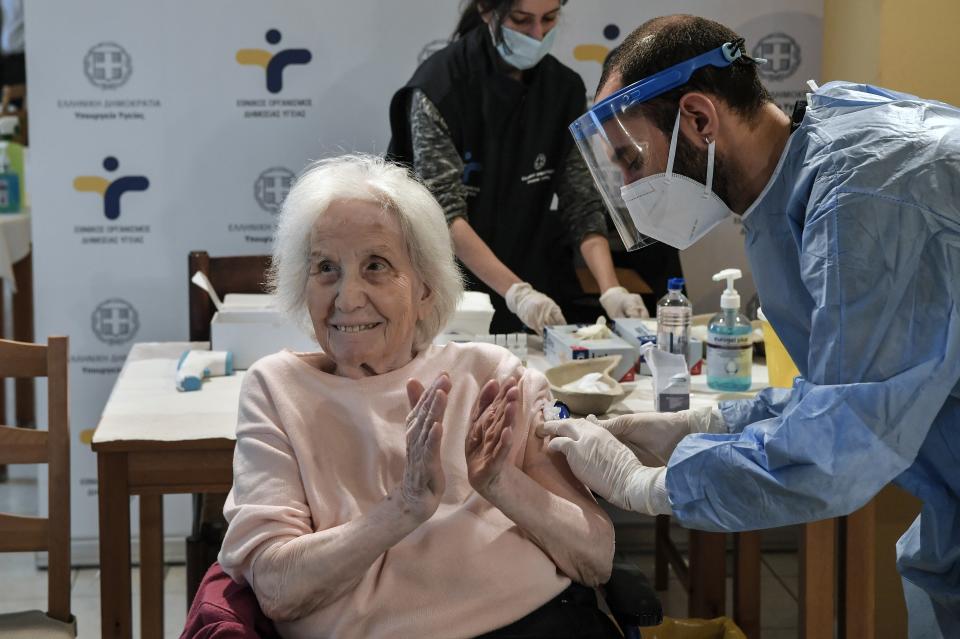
[521,152,553,186]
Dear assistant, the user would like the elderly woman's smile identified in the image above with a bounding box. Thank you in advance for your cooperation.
[307,198,432,378]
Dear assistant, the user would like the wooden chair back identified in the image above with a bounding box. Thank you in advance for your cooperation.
[188,251,272,342]
[0,336,70,623]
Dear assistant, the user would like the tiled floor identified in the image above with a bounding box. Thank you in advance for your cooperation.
[2,464,800,638]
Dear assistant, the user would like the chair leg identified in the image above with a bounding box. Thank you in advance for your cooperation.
[12,254,34,428]
[688,531,726,619]
[186,492,228,609]
[734,531,762,639]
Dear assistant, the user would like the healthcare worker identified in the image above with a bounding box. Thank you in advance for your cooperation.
[388,0,658,334]
[543,15,960,636]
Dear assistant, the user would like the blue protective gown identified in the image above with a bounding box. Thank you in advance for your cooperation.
[664,82,960,636]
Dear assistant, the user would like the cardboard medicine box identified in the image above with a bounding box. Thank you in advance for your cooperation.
[543,324,639,382]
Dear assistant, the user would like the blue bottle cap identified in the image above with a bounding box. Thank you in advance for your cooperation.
[668,277,685,290]
[553,400,571,419]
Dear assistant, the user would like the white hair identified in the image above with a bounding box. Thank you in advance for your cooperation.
[269,153,464,350]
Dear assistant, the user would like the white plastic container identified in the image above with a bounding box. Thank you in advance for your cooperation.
[443,291,495,335]
[211,294,317,369]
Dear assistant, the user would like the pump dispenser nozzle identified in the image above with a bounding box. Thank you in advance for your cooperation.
[712,268,742,310]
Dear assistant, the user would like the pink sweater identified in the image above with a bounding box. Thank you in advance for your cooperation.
[219,342,602,639]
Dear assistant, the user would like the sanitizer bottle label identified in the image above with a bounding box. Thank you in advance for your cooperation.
[706,333,752,378]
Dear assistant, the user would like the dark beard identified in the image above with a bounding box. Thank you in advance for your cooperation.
[672,133,736,211]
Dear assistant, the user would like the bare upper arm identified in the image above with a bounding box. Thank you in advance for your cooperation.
[520,403,610,523]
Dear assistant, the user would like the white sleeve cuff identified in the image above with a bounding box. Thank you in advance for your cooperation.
[650,467,672,516]
[685,405,728,434]
[710,406,727,433]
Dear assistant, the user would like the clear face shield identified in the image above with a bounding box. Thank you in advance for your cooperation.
[570,41,759,250]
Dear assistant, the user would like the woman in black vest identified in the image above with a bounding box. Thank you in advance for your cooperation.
[389,0,651,335]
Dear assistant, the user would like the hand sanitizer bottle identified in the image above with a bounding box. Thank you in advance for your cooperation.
[0,116,22,213]
[706,268,752,391]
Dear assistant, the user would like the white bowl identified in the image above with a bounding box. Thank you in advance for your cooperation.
[543,355,627,417]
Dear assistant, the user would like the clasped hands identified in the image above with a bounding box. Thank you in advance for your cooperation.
[398,372,520,523]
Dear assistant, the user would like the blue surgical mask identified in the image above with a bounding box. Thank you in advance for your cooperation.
[494,24,557,70]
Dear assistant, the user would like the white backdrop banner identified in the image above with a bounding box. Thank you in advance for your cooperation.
[24,0,821,561]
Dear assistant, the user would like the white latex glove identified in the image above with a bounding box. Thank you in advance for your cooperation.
[599,286,650,319]
[598,406,726,466]
[505,282,566,335]
[542,417,670,515]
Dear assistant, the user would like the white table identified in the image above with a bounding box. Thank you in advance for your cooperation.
[93,342,244,446]
[93,342,767,639]
[93,342,241,639]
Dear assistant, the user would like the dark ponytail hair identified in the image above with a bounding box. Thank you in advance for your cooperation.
[453,0,567,44]
[453,0,513,42]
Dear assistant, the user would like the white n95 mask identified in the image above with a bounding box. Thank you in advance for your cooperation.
[495,25,557,71]
[619,111,732,250]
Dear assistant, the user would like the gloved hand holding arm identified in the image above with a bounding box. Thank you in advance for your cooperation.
[540,406,725,467]
[541,418,671,515]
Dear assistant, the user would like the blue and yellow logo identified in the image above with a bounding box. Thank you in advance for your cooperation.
[573,24,621,64]
[236,29,312,94]
[73,156,149,220]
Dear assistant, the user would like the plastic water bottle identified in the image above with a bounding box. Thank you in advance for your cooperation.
[706,269,753,391]
[656,277,691,356]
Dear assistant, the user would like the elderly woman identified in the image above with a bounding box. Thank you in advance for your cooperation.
[218,154,617,639]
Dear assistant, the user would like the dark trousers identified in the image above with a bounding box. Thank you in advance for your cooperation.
[475,583,621,639]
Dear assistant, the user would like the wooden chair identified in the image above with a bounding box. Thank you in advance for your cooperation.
[0,336,74,637]
[186,251,271,606]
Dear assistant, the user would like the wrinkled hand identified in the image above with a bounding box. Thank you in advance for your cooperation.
[505,282,566,335]
[465,376,519,496]
[542,417,670,515]
[599,286,650,318]
[401,373,451,523]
